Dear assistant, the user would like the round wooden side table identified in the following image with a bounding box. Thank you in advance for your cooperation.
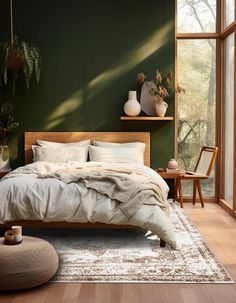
[156,170,185,208]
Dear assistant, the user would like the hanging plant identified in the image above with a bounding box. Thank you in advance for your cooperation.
[0,0,42,94]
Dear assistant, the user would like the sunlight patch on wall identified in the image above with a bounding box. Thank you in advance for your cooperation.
[86,21,174,99]
[43,91,83,130]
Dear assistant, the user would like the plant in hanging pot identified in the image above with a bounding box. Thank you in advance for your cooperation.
[0,102,19,171]
[0,35,42,94]
[0,0,42,94]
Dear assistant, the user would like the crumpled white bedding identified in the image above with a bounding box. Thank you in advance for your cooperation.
[0,161,177,248]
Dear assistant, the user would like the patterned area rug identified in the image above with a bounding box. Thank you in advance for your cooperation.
[24,203,233,283]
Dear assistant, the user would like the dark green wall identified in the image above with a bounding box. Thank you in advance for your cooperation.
[0,0,175,169]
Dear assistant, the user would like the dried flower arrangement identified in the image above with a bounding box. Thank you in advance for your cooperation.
[136,70,185,103]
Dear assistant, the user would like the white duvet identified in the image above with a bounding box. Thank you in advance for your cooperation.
[0,162,177,248]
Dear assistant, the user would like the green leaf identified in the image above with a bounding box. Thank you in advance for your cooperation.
[1,103,13,114]
[7,122,19,130]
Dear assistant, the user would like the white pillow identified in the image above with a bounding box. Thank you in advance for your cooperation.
[37,139,90,147]
[93,141,145,157]
[88,145,144,165]
[32,145,89,163]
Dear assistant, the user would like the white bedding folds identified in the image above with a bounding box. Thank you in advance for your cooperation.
[0,162,177,249]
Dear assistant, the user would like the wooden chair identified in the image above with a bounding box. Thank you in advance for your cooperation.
[178,146,218,208]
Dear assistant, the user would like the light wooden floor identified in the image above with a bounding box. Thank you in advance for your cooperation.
[0,203,236,303]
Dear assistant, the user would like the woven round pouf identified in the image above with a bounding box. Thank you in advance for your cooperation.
[0,236,59,291]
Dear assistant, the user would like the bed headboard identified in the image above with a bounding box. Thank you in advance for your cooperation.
[24,132,151,166]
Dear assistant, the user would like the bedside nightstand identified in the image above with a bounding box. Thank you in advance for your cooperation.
[0,170,11,179]
[156,170,185,208]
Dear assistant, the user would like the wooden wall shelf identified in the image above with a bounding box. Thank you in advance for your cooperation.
[120,116,174,121]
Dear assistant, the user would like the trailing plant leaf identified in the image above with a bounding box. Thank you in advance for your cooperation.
[32,47,42,82]
[3,68,8,85]
[0,45,10,85]
[22,40,33,88]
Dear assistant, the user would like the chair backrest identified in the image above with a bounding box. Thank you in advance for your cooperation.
[194,146,218,176]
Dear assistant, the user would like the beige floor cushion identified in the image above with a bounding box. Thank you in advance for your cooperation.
[0,236,59,290]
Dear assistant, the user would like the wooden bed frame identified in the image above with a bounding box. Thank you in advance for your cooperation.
[1,131,166,247]
[24,132,150,166]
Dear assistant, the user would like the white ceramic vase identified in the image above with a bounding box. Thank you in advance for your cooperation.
[154,97,168,117]
[124,91,141,117]
[0,145,11,171]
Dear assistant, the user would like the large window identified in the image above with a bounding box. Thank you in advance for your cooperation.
[177,0,236,210]
[177,0,217,197]
[178,39,216,196]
